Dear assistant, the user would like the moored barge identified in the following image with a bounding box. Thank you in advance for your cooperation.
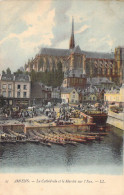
[85,111,108,125]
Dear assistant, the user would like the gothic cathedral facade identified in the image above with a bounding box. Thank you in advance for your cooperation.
[25,19,124,85]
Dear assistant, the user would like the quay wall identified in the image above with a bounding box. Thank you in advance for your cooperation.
[25,123,96,134]
[0,124,25,133]
[0,123,96,135]
[107,111,124,130]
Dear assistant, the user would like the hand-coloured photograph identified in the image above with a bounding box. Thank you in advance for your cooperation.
[0,0,123,176]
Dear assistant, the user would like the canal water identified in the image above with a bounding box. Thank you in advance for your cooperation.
[0,125,123,175]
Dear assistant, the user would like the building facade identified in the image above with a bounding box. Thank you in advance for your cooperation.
[62,69,86,89]
[51,88,61,103]
[86,77,115,90]
[115,47,124,84]
[0,74,31,106]
[61,88,79,104]
[104,84,124,107]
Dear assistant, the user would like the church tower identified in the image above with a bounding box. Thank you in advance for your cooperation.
[69,17,75,49]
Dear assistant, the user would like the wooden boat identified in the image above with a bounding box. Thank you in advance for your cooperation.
[40,141,51,147]
[0,140,16,143]
[94,136,104,141]
[84,111,108,125]
[65,141,77,146]
[48,138,66,146]
[85,136,96,141]
[16,140,26,143]
[27,139,39,143]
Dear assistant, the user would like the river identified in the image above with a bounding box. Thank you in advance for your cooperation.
[0,124,123,174]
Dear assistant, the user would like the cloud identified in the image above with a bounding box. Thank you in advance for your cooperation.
[0,0,124,73]
[75,25,90,34]
[0,0,55,72]
[50,0,72,48]
[88,38,96,43]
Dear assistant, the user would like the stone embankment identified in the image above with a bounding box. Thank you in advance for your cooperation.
[107,111,124,130]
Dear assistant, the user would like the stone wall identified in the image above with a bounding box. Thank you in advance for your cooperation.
[107,111,124,130]
[0,124,25,133]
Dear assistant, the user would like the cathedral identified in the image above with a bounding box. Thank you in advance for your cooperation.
[25,18,124,85]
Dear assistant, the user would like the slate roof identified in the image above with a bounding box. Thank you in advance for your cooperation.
[1,74,14,81]
[52,88,60,92]
[87,77,113,85]
[39,46,114,60]
[1,74,30,82]
[40,48,70,56]
[105,89,119,94]
[70,45,82,54]
[99,77,113,84]
[82,51,114,59]
[61,87,75,94]
[15,74,30,82]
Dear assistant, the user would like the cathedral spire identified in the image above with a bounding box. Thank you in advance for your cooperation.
[69,17,75,49]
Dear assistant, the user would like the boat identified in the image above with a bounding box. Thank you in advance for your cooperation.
[48,138,66,146]
[0,140,16,143]
[27,139,39,143]
[94,136,104,141]
[40,141,51,147]
[65,141,77,146]
[16,140,26,143]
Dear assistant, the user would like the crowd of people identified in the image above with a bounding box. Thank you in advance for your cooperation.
[0,102,108,124]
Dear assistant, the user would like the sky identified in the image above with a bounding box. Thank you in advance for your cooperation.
[0,0,124,73]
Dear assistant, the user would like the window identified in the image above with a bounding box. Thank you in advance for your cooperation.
[73,95,75,98]
[17,85,20,89]
[3,91,6,97]
[8,84,12,89]
[105,68,107,75]
[2,84,6,89]
[23,85,27,90]
[23,92,27,98]
[8,91,12,97]
[17,92,20,98]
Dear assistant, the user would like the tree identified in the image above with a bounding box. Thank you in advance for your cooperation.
[30,70,37,82]
[28,61,64,88]
[6,67,11,74]
[2,70,5,75]
[0,96,6,108]
[14,69,23,75]
[56,61,64,86]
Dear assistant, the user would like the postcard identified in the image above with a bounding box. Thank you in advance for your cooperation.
[0,0,124,194]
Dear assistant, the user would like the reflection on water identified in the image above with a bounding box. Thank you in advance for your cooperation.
[0,125,123,174]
